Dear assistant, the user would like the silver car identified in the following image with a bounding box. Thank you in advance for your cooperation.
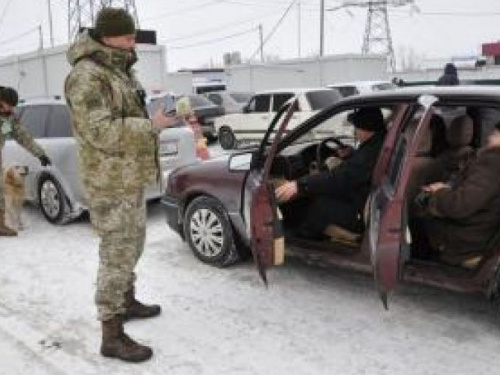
[3,97,197,224]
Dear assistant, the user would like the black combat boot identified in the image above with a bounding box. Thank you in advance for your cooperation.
[0,209,17,237]
[123,289,161,321]
[100,315,153,362]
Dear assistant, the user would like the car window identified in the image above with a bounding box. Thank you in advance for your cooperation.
[248,95,271,113]
[230,92,252,104]
[291,108,357,147]
[335,86,359,97]
[188,95,214,108]
[46,105,73,138]
[387,109,422,189]
[19,105,50,138]
[306,90,342,111]
[272,93,294,112]
[207,93,223,106]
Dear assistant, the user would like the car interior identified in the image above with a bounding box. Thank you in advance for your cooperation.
[269,105,395,248]
[268,102,500,272]
[405,104,500,272]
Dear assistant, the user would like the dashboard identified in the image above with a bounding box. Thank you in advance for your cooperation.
[270,143,321,180]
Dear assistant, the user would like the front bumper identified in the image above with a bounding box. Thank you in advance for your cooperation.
[161,195,183,237]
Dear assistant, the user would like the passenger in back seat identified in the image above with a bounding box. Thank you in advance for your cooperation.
[418,122,500,267]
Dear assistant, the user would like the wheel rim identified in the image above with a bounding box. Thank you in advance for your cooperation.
[189,208,224,258]
[40,180,61,219]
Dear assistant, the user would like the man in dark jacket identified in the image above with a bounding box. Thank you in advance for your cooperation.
[437,63,459,86]
[420,122,500,267]
[276,107,386,239]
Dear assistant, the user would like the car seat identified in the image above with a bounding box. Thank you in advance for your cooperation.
[434,115,475,181]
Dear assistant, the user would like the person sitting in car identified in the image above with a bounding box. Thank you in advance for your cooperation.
[275,107,386,240]
[419,122,500,267]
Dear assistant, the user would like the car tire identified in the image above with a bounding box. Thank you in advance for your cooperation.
[38,175,69,224]
[219,127,236,150]
[183,196,239,267]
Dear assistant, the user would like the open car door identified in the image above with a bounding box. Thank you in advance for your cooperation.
[247,99,299,284]
[367,95,438,308]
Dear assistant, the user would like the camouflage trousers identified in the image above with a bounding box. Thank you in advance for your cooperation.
[89,190,146,321]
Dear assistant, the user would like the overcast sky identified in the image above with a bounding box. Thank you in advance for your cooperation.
[0,0,499,71]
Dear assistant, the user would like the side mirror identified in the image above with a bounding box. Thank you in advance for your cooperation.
[243,105,250,114]
[229,152,254,171]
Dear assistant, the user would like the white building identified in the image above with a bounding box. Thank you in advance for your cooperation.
[225,54,388,92]
[0,43,167,100]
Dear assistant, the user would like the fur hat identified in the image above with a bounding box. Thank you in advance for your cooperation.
[95,7,136,38]
[348,107,385,133]
[0,87,19,107]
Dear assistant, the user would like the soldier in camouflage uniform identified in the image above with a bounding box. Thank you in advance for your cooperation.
[64,8,178,362]
[0,87,51,236]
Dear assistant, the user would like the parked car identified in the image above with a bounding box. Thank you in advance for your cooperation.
[327,80,396,98]
[148,93,225,140]
[3,97,197,224]
[204,91,253,114]
[161,86,500,310]
[214,88,343,150]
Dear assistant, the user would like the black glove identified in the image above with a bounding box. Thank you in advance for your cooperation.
[414,191,431,210]
[39,155,51,167]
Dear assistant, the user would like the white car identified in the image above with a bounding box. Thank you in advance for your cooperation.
[214,88,342,149]
[3,97,197,224]
[327,81,397,98]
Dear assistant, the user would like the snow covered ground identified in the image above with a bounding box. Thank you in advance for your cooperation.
[1,203,500,375]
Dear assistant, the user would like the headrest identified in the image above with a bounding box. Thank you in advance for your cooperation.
[416,122,433,154]
[447,115,474,148]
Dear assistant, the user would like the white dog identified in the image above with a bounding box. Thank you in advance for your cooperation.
[4,165,28,231]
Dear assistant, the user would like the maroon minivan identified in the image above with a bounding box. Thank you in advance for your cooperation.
[162,87,500,309]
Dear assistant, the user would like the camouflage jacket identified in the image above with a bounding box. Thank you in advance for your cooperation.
[65,32,158,196]
[0,115,46,167]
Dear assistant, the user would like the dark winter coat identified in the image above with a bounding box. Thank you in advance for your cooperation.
[426,146,500,265]
[297,132,386,213]
[437,63,459,86]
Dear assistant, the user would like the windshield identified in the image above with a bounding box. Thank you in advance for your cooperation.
[230,92,253,104]
[306,90,342,110]
[188,95,215,108]
[288,106,397,148]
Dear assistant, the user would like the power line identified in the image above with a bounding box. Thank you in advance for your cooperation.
[416,10,500,17]
[169,27,258,50]
[0,0,14,30]
[249,0,297,60]
[0,26,39,46]
[163,11,281,43]
[143,0,225,21]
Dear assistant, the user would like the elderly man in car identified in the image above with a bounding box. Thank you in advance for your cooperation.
[276,107,386,240]
[419,121,500,268]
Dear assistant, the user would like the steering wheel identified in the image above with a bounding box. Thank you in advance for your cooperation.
[316,136,349,169]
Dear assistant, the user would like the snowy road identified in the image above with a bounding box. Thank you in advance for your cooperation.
[1,203,500,375]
